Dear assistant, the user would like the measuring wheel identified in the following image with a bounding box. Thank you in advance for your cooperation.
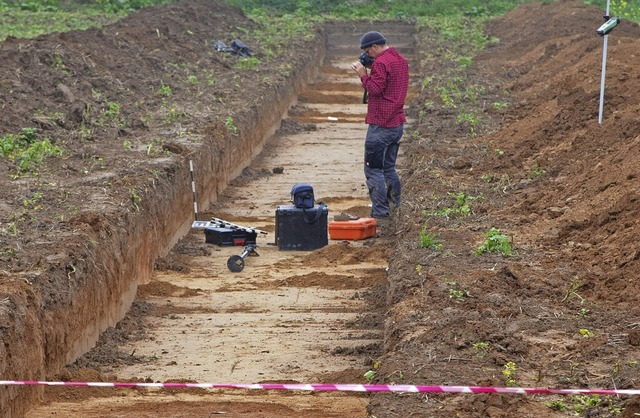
[226,244,259,273]
[227,255,245,272]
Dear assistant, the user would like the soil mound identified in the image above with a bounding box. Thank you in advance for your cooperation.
[374,1,640,416]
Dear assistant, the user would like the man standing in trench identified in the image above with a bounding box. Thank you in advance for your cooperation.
[351,31,409,222]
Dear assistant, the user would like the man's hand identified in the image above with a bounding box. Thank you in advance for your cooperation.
[351,61,367,77]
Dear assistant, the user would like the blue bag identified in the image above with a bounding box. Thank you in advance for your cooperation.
[290,183,315,209]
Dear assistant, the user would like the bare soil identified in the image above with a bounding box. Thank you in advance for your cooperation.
[2,0,640,417]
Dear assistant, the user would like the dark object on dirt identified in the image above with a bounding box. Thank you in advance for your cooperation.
[194,217,266,246]
[275,204,328,250]
[272,166,284,174]
[227,244,259,272]
[204,227,257,246]
[212,39,253,57]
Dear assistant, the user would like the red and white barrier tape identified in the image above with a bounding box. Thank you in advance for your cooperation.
[1,381,638,395]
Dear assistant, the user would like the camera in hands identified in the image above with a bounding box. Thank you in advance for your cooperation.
[359,52,374,68]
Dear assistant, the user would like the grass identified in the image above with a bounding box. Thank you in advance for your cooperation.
[419,224,443,250]
[0,0,174,42]
[2,0,640,45]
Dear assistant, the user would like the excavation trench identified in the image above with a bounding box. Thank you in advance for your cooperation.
[3,31,324,418]
[23,22,416,417]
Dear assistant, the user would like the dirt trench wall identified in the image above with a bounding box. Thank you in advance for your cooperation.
[1,31,325,418]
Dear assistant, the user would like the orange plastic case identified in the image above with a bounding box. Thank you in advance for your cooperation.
[328,218,377,240]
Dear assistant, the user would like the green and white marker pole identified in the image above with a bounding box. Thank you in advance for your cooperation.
[597,1,620,124]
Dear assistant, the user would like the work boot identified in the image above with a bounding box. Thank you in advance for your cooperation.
[373,216,392,237]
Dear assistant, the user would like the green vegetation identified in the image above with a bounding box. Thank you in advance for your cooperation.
[129,187,142,211]
[446,281,470,300]
[502,361,517,386]
[156,82,172,98]
[562,276,586,304]
[419,224,443,250]
[528,162,545,178]
[546,394,622,415]
[2,0,640,45]
[474,227,512,256]
[245,11,318,60]
[429,191,483,219]
[472,341,489,357]
[0,0,174,42]
[0,127,62,174]
[585,0,640,22]
[579,328,594,338]
[234,56,261,70]
[227,0,556,18]
[224,116,238,134]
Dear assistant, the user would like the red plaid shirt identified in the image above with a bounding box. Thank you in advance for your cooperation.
[360,47,409,128]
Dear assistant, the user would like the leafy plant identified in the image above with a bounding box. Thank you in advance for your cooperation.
[472,341,489,357]
[432,191,482,219]
[545,399,568,412]
[474,227,512,256]
[225,116,238,134]
[579,328,594,338]
[436,85,457,108]
[156,82,172,97]
[456,111,480,135]
[0,127,62,174]
[562,276,585,304]
[446,281,470,300]
[528,162,545,178]
[419,224,442,250]
[421,75,434,90]
[98,101,124,127]
[363,369,376,381]
[1,222,18,237]
[570,394,602,414]
[502,361,517,386]
[23,192,43,212]
[576,308,590,318]
[130,188,141,211]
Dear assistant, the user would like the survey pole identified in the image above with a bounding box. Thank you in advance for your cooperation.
[598,0,611,125]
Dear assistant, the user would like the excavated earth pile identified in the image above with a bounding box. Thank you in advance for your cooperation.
[0,0,323,415]
[1,0,640,417]
[370,2,640,417]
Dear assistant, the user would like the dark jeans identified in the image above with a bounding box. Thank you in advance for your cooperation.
[364,124,403,218]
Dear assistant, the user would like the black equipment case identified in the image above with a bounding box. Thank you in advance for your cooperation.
[204,227,257,246]
[275,204,328,251]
